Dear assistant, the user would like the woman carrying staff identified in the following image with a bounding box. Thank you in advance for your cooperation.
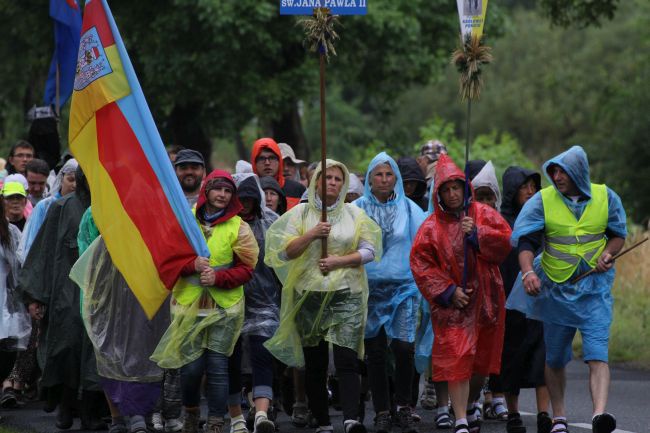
[352,152,426,433]
[151,170,259,433]
[264,160,381,433]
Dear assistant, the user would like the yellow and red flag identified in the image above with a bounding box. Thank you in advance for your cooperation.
[69,0,209,319]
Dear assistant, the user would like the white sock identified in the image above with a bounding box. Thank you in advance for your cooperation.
[455,418,469,431]
[551,417,567,432]
[254,411,268,425]
[437,406,449,415]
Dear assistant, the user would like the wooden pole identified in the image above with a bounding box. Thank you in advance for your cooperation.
[571,237,648,284]
[319,50,328,259]
[461,98,472,294]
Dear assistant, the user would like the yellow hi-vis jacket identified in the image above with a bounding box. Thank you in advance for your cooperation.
[540,184,608,283]
[172,215,244,309]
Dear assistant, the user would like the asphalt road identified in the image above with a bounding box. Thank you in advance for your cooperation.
[1,361,648,433]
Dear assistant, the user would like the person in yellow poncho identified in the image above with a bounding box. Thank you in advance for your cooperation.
[264,160,382,433]
[151,170,259,433]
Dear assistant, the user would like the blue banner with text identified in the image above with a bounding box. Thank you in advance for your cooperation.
[280,0,367,15]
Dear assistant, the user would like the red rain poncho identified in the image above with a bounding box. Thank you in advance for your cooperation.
[410,155,511,381]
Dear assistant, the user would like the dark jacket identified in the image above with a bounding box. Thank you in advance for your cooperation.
[499,166,541,296]
[397,157,428,211]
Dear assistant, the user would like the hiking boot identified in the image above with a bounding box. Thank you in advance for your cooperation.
[592,413,616,433]
[536,412,552,433]
[395,407,418,433]
[183,410,200,433]
[419,381,437,410]
[206,416,224,433]
[0,388,17,409]
[374,411,392,433]
[506,413,526,433]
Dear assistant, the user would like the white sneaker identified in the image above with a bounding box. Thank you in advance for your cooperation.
[164,418,183,433]
[152,413,163,432]
[230,416,249,433]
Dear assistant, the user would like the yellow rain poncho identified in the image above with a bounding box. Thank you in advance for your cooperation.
[264,160,382,367]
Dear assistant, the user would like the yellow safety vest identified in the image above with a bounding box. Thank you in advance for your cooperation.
[540,183,608,283]
[172,215,244,309]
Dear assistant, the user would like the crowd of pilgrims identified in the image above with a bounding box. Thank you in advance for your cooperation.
[0,137,576,433]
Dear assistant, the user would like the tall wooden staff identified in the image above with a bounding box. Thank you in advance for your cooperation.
[299,8,340,258]
[452,0,493,292]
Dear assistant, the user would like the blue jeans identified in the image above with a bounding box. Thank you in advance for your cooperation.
[181,350,229,417]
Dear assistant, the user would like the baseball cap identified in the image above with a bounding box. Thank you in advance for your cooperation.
[278,143,306,165]
[174,149,205,167]
[2,181,27,198]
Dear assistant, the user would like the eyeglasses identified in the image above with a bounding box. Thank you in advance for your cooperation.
[256,155,279,163]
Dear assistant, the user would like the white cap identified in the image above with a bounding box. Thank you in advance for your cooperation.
[278,142,306,165]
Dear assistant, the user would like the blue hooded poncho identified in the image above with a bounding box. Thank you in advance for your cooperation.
[508,146,627,329]
[353,152,426,342]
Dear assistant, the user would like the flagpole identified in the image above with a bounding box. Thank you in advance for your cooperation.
[55,61,60,116]
[461,98,471,293]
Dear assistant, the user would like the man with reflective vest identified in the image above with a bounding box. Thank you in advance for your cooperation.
[510,146,627,433]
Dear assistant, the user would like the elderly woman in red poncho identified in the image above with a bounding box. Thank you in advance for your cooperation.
[410,155,511,433]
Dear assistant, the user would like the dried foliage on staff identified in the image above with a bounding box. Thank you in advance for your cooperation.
[451,34,493,101]
[298,7,341,59]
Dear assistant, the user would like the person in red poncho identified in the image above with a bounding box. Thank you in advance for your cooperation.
[410,155,511,433]
[251,138,305,210]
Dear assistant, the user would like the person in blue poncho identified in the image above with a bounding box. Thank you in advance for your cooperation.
[353,152,426,433]
[511,146,627,433]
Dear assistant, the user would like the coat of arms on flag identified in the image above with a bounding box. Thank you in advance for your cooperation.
[75,27,113,90]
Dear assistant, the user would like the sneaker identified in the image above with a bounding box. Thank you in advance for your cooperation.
[344,420,367,433]
[109,423,129,433]
[165,418,184,433]
[152,413,164,432]
[536,412,552,433]
[419,381,437,410]
[506,413,526,433]
[254,415,275,433]
[592,413,616,433]
[374,412,392,433]
[291,403,309,428]
[395,407,418,433]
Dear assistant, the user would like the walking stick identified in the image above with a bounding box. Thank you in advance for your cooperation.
[571,237,648,284]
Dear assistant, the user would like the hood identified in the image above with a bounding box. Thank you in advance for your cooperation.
[542,145,591,199]
[430,154,470,215]
[501,166,541,218]
[471,160,502,211]
[75,166,91,209]
[362,152,405,205]
[51,158,78,195]
[347,172,364,196]
[235,160,253,174]
[397,156,426,199]
[260,176,287,215]
[251,138,285,188]
[196,169,242,225]
[308,159,350,215]
[236,174,263,219]
[466,159,487,181]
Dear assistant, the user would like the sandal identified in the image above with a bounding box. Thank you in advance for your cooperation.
[485,401,508,421]
[435,411,453,429]
[551,419,569,433]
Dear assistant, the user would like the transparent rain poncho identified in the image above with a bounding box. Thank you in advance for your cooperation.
[70,235,168,382]
[510,146,627,329]
[263,160,382,367]
[353,152,425,342]
[0,225,30,351]
[151,171,259,369]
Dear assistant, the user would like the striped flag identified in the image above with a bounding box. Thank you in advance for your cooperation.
[69,0,209,319]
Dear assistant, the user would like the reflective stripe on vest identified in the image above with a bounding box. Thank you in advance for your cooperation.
[540,183,608,283]
[173,215,244,309]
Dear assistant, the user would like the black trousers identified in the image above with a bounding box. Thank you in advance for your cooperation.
[365,327,415,411]
[304,340,360,425]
